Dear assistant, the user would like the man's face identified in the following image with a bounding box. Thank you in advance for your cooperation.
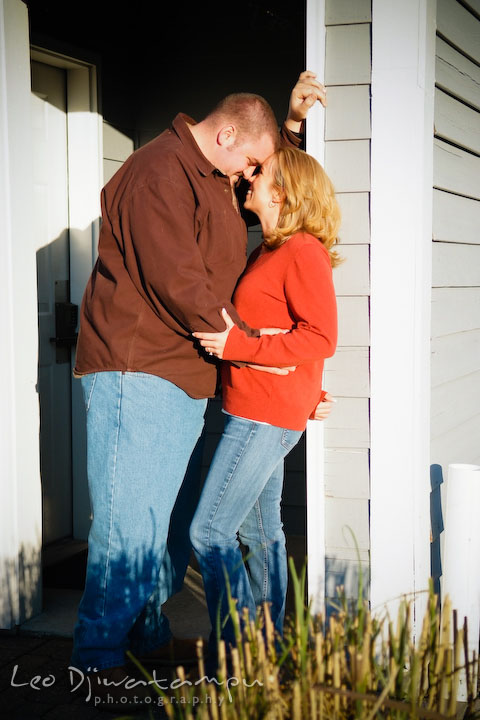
[220,133,276,181]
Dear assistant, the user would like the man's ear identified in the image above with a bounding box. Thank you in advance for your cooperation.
[217,124,237,148]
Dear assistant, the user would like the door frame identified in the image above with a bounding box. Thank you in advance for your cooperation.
[31,46,103,542]
[0,1,102,628]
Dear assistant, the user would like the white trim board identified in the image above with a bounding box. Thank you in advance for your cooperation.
[305,0,327,616]
[0,0,42,628]
[369,0,435,628]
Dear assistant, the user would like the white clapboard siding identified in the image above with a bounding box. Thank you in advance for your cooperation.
[336,192,370,244]
[325,556,370,598]
[431,414,480,468]
[333,244,370,296]
[435,37,480,111]
[103,159,124,185]
[103,122,134,162]
[324,397,370,449]
[325,86,371,140]
[434,139,480,199]
[462,0,480,14]
[432,189,480,245]
[431,370,480,438]
[337,296,370,346]
[325,0,372,25]
[325,140,370,192]
[437,0,480,64]
[325,448,369,498]
[324,347,370,397]
[325,496,370,550]
[431,330,480,387]
[432,241,480,287]
[431,287,480,337]
[434,89,480,155]
[325,24,371,86]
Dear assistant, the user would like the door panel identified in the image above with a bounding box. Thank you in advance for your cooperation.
[31,60,73,545]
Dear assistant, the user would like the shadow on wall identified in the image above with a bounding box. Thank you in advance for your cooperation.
[430,464,444,597]
[0,543,42,629]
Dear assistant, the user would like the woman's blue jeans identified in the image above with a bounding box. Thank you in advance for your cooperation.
[190,414,302,649]
[71,371,207,672]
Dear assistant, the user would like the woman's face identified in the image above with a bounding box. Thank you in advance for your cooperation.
[243,154,277,220]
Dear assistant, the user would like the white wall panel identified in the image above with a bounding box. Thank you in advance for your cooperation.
[325,85,371,140]
[432,241,480,287]
[337,296,370,346]
[434,138,480,200]
[325,448,369,498]
[324,397,370,449]
[431,287,480,337]
[324,347,370,397]
[432,190,480,245]
[325,24,371,85]
[325,0,371,25]
[336,192,370,244]
[431,330,480,387]
[325,140,370,192]
[437,0,480,64]
[434,89,480,155]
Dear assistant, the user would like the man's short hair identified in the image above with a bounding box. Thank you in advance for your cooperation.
[206,93,280,149]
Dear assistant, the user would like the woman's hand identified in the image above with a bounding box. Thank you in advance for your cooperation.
[192,308,234,359]
[310,392,336,421]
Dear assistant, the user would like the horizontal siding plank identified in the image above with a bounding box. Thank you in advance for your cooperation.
[431,370,480,438]
[325,85,371,140]
[333,244,370,296]
[431,287,480,337]
[103,122,134,162]
[337,296,370,346]
[431,413,480,469]
[337,192,370,244]
[434,89,480,155]
[324,347,370,397]
[325,556,370,599]
[103,159,123,185]
[325,0,371,25]
[325,448,369,499]
[325,397,370,448]
[435,37,480,111]
[325,140,371,192]
[432,189,480,244]
[434,138,480,200]
[462,0,480,14]
[325,497,370,550]
[431,329,480,387]
[325,24,371,85]
[432,241,480,287]
[437,0,480,64]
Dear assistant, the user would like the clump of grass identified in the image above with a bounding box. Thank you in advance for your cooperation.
[126,560,479,719]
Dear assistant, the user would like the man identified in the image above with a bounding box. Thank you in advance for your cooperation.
[71,72,327,694]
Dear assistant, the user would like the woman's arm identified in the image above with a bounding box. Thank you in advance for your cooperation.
[193,243,337,367]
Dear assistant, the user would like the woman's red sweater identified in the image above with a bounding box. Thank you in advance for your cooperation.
[221,231,338,431]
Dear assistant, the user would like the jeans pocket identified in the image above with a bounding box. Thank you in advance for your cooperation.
[81,373,97,413]
[281,428,302,452]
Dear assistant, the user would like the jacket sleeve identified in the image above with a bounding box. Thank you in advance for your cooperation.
[118,174,258,336]
[222,243,337,366]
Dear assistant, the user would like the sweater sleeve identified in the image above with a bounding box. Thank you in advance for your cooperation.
[222,243,337,366]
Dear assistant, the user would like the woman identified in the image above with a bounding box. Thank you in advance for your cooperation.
[190,146,341,650]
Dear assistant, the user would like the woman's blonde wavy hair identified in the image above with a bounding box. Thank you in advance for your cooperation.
[264,146,342,267]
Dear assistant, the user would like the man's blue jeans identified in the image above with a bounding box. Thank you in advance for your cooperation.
[189,414,302,648]
[71,371,207,672]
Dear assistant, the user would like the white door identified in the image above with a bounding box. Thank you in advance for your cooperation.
[32,60,74,545]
